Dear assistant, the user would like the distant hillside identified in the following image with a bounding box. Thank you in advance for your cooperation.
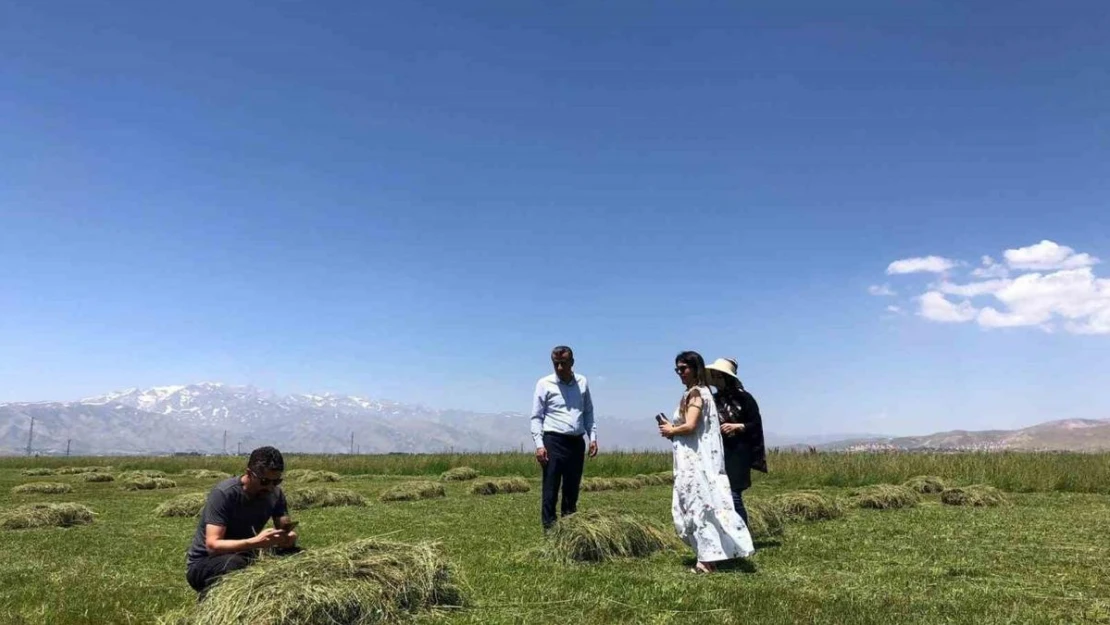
[822,419,1110,452]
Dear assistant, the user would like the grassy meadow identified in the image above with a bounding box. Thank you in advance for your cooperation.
[1,451,1109,624]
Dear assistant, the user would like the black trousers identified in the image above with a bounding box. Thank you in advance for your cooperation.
[541,432,586,529]
[186,547,302,593]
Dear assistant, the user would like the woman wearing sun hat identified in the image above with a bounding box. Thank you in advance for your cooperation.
[705,357,767,525]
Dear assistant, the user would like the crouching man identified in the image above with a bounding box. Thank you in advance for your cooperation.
[185,446,300,593]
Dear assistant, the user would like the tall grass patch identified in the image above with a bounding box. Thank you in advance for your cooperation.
[1,503,95,530]
[941,485,1009,507]
[470,477,530,496]
[285,488,367,510]
[12,482,73,495]
[544,510,678,563]
[440,467,480,482]
[852,484,920,510]
[155,493,208,518]
[380,481,446,502]
[160,538,464,625]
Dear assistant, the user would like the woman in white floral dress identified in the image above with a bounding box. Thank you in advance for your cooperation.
[658,351,755,573]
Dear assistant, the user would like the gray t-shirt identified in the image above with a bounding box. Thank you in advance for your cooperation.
[186,476,288,566]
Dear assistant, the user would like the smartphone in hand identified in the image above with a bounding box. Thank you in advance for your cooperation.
[654,413,669,426]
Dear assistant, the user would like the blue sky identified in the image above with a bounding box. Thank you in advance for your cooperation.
[2,1,1108,437]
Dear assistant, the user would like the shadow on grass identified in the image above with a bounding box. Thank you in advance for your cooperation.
[679,556,759,574]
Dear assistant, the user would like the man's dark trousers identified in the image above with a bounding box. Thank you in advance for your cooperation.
[541,432,586,529]
[187,547,302,593]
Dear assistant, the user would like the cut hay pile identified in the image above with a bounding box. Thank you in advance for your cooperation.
[745,500,787,539]
[940,485,1008,507]
[121,477,178,491]
[284,469,342,483]
[469,478,530,496]
[544,510,678,563]
[160,538,464,625]
[57,466,112,475]
[1,503,96,530]
[285,488,367,510]
[769,491,844,522]
[21,468,56,476]
[904,475,947,494]
[119,470,168,480]
[155,493,208,518]
[652,471,674,484]
[12,482,73,495]
[80,472,115,483]
[380,481,446,503]
[634,473,671,486]
[581,477,643,492]
[440,467,480,482]
[182,470,232,480]
[852,484,920,510]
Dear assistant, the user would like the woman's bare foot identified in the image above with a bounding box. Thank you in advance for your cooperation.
[691,562,715,574]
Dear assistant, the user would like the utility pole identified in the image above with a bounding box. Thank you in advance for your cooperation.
[237,441,241,455]
[356,444,360,455]
[26,416,35,456]
[223,430,228,455]
[66,439,71,457]
[350,432,355,455]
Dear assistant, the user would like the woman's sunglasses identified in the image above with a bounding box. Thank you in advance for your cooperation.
[674,365,690,374]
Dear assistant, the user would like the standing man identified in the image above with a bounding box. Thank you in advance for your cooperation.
[531,345,598,530]
[185,446,300,594]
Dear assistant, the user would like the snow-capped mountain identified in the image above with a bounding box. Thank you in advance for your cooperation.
[1,383,668,456]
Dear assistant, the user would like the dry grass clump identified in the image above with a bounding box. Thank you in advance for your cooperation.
[940,485,1009,507]
[380,481,446,502]
[12,482,73,495]
[652,471,674,484]
[155,493,208,518]
[118,470,167,480]
[182,470,231,480]
[769,491,844,522]
[1,503,96,530]
[283,469,342,483]
[121,477,178,491]
[581,477,643,492]
[634,473,671,486]
[159,538,464,625]
[285,488,367,510]
[57,466,112,475]
[544,510,678,563]
[903,475,947,494]
[440,467,480,482]
[80,472,115,483]
[21,468,56,476]
[853,484,921,510]
[745,500,787,539]
[469,477,531,496]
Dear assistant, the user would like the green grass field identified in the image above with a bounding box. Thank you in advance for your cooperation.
[2,453,1109,624]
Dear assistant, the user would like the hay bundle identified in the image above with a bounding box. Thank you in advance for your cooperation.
[285,488,367,510]
[121,477,178,491]
[581,477,643,492]
[745,500,786,539]
[21,468,56,476]
[380,482,446,503]
[119,470,167,480]
[57,466,112,475]
[1,503,96,530]
[161,538,463,625]
[182,470,232,480]
[284,469,341,483]
[769,491,844,522]
[469,478,530,496]
[155,493,208,518]
[903,475,947,494]
[545,510,678,563]
[853,484,920,510]
[940,485,1008,507]
[634,473,671,486]
[80,472,115,483]
[12,482,73,495]
[440,467,479,482]
[653,471,674,484]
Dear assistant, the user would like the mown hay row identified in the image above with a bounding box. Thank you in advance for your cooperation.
[121,477,178,491]
[633,473,672,486]
[21,468,56,476]
[285,488,367,510]
[470,478,530,496]
[545,510,678,563]
[903,475,947,494]
[581,477,643,492]
[768,491,844,522]
[283,469,341,483]
[380,481,446,502]
[155,493,208,518]
[1,503,96,530]
[159,538,464,625]
[118,470,168,480]
[12,482,73,495]
[440,467,480,482]
[57,466,112,475]
[746,500,787,539]
[80,473,115,483]
[852,484,921,510]
[181,470,231,480]
[940,485,1008,507]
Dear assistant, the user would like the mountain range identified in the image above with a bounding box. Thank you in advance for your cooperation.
[819,418,1110,452]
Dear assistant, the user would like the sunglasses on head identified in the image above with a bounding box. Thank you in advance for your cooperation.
[248,469,282,486]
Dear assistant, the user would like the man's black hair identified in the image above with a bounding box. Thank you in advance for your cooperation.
[551,345,574,360]
[247,446,284,474]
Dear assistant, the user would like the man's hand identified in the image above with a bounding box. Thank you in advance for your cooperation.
[588,441,599,458]
[251,528,286,549]
[535,447,548,465]
[275,530,298,549]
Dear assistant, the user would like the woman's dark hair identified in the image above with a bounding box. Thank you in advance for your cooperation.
[247,446,285,474]
[675,351,710,388]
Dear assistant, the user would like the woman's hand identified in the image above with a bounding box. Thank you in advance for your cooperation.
[721,423,745,437]
[658,423,675,439]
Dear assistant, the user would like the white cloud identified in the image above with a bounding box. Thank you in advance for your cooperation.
[971,255,1009,279]
[886,256,958,275]
[885,305,905,315]
[868,284,896,296]
[918,292,978,323]
[937,279,1010,298]
[1004,240,1100,271]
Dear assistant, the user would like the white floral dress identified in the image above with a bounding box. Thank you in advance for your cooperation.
[670,385,755,562]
